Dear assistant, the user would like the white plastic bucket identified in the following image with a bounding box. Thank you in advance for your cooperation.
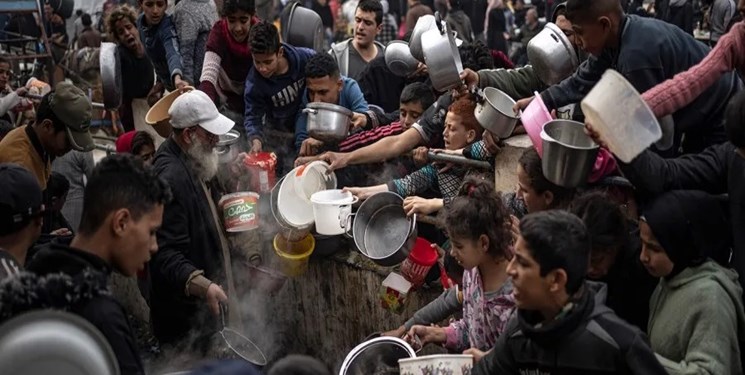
[309,190,357,235]
[580,69,662,163]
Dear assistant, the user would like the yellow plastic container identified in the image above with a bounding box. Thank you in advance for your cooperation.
[273,233,315,277]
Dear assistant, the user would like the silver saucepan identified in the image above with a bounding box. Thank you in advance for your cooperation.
[303,102,352,143]
[421,13,463,92]
[473,87,521,138]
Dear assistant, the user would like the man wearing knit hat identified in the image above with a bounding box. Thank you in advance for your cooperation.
[0,163,44,278]
[0,81,93,189]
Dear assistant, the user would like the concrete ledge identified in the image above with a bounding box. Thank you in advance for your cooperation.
[494,134,532,193]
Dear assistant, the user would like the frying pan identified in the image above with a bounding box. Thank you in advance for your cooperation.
[218,303,267,367]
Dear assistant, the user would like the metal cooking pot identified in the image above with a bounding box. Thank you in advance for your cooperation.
[421,14,463,92]
[347,192,417,267]
[474,87,520,138]
[100,42,123,110]
[541,120,599,188]
[281,2,325,52]
[338,336,416,375]
[527,23,579,86]
[409,15,438,63]
[303,102,352,143]
[384,40,419,77]
[0,310,120,375]
[216,130,241,164]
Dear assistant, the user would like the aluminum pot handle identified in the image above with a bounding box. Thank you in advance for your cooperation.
[337,198,358,228]
[302,108,318,115]
[342,212,355,238]
[409,213,417,236]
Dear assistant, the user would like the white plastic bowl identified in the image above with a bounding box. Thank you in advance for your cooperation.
[399,354,474,374]
[580,69,661,163]
[294,161,337,203]
[277,166,315,227]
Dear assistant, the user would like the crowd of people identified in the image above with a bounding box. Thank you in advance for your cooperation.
[0,0,743,373]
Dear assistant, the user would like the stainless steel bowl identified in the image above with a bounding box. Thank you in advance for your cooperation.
[475,87,520,138]
[409,15,437,63]
[351,192,417,267]
[303,102,352,143]
[216,130,241,164]
[281,2,325,51]
[385,40,419,77]
[421,23,463,92]
[338,336,416,375]
[541,120,599,188]
[527,23,579,85]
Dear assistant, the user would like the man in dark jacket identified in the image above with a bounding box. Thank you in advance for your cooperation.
[518,0,740,155]
[8,154,172,375]
[150,89,234,348]
[473,211,666,374]
[0,164,44,279]
[615,88,745,290]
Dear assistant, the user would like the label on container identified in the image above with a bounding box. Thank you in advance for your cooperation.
[220,193,259,232]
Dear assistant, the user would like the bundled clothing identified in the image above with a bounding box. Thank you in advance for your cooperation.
[444,268,515,352]
[0,241,145,374]
[642,21,745,119]
[642,190,744,375]
[541,15,740,155]
[243,43,315,144]
[150,138,225,345]
[137,14,184,91]
[172,0,218,85]
[473,282,668,375]
[294,76,368,149]
[200,16,261,113]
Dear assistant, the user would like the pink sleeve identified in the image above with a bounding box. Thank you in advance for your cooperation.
[444,320,469,351]
[641,21,745,118]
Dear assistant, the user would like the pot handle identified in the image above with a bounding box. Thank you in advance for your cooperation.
[409,213,418,237]
[219,302,228,329]
[337,199,357,228]
[302,108,318,115]
[434,11,444,34]
[342,212,355,238]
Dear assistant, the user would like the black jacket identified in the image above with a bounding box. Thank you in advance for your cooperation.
[1,241,145,375]
[540,15,739,154]
[620,142,745,286]
[150,137,225,344]
[473,282,667,375]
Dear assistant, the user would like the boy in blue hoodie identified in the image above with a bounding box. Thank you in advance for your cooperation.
[243,21,315,164]
[137,0,188,92]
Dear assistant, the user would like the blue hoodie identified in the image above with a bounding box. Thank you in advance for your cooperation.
[137,13,184,91]
[294,76,368,149]
[243,43,316,143]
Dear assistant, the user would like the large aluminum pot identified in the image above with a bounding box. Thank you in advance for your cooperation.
[385,40,419,77]
[348,192,417,267]
[216,129,241,164]
[421,21,463,92]
[474,87,520,138]
[0,310,120,375]
[281,3,325,52]
[527,23,579,85]
[100,42,123,110]
[338,336,416,375]
[541,120,599,188]
[303,102,352,143]
[409,15,437,63]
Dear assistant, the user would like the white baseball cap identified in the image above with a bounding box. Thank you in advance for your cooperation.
[168,90,234,135]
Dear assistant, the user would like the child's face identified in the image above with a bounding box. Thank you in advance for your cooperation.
[114,18,141,51]
[507,235,556,311]
[639,221,674,278]
[570,17,611,57]
[516,164,551,214]
[140,0,167,25]
[226,10,253,43]
[442,112,475,150]
[0,62,10,88]
[137,144,155,166]
[449,234,488,270]
[252,50,282,79]
[399,101,424,129]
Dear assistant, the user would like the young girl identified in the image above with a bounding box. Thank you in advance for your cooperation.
[641,190,745,374]
[407,176,516,356]
[345,96,486,216]
[512,147,575,214]
[137,0,188,92]
[200,0,260,119]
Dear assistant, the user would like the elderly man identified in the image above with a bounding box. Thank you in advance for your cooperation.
[329,0,386,81]
[149,89,234,351]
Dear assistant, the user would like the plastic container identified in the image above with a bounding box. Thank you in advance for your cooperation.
[218,192,260,232]
[243,152,277,194]
[309,189,357,235]
[273,233,315,277]
[399,237,438,288]
[379,272,413,315]
[580,69,661,163]
[521,92,552,156]
[276,166,315,227]
[399,354,474,374]
[294,161,337,202]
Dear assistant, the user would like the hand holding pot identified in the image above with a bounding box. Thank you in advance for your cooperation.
[407,325,446,346]
[513,96,533,114]
[403,196,443,216]
[319,151,350,171]
[583,119,609,150]
[351,112,368,129]
[412,146,429,166]
[250,139,262,153]
[343,185,388,200]
[482,130,502,156]
[459,69,480,90]
[206,283,228,317]
[299,138,324,156]
[382,326,407,338]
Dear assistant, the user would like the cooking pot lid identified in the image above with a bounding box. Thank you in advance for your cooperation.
[0,310,120,375]
[306,102,353,117]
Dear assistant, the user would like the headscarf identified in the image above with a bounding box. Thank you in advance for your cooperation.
[115,130,137,153]
[642,190,732,278]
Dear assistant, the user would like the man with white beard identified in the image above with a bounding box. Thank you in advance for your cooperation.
[149,89,235,353]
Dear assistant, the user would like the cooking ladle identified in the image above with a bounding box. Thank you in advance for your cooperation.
[218,303,268,367]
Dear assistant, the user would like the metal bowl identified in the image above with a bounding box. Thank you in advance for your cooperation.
[475,87,520,138]
[99,42,122,110]
[527,23,579,85]
[541,120,599,188]
[338,336,416,375]
[303,102,352,143]
[385,41,419,77]
[282,3,325,52]
[421,23,463,92]
[216,130,241,164]
[351,192,417,267]
[409,15,438,63]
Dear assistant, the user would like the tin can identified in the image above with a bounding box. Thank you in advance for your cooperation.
[218,192,260,232]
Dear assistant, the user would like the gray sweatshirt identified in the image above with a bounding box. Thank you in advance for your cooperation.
[172,0,217,85]
[404,286,462,330]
